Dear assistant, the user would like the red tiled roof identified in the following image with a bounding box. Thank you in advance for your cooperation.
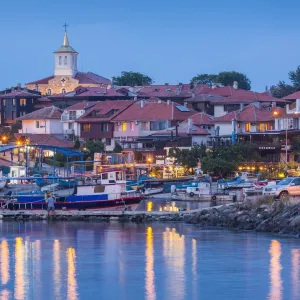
[65,101,95,111]
[27,72,110,86]
[76,100,135,123]
[17,106,63,120]
[187,112,214,125]
[213,105,285,123]
[27,75,55,85]
[184,93,225,102]
[14,134,73,148]
[283,91,300,100]
[0,91,41,98]
[113,101,196,122]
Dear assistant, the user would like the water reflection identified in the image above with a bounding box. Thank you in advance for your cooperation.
[0,240,9,285]
[291,249,300,299]
[268,240,282,300]
[145,227,156,300]
[0,289,10,300]
[14,237,25,300]
[163,228,185,299]
[67,248,78,300]
[53,240,61,299]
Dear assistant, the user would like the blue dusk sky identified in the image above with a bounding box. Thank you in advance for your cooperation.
[0,0,300,91]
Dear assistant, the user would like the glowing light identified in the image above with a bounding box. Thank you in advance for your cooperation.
[273,111,279,116]
[67,248,78,300]
[14,237,24,300]
[238,167,242,170]
[0,240,9,285]
[278,173,285,178]
[16,141,21,146]
[268,240,282,300]
[147,201,153,212]
[145,227,156,300]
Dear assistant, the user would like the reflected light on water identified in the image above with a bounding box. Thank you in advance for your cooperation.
[67,248,78,300]
[145,227,156,300]
[0,289,10,300]
[163,228,185,299]
[0,240,9,285]
[268,240,282,300]
[291,249,300,299]
[14,237,25,300]
[53,240,61,299]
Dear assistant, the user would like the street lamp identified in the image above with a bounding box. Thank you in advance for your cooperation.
[147,157,152,170]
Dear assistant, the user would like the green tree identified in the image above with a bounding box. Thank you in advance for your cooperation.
[169,145,207,173]
[112,71,154,86]
[289,66,300,90]
[190,74,217,85]
[84,140,105,159]
[190,71,251,90]
[113,142,123,153]
[270,81,296,98]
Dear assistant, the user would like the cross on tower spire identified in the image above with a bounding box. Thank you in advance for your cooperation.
[63,23,68,32]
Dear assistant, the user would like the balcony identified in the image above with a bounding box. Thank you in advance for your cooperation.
[61,115,77,122]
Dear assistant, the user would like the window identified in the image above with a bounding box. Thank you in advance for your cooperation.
[83,124,91,132]
[36,121,40,128]
[47,89,52,96]
[141,122,148,130]
[130,122,135,131]
[2,100,6,107]
[259,123,268,132]
[150,121,168,131]
[12,98,15,106]
[69,111,76,120]
[68,123,73,130]
[106,138,111,146]
[61,89,66,94]
[292,178,300,186]
[122,122,127,131]
[245,123,251,132]
[59,56,62,65]
[102,173,108,180]
[101,123,109,132]
[20,99,26,106]
[64,56,67,65]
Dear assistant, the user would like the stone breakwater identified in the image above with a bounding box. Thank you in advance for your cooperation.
[3,201,300,235]
[128,201,300,235]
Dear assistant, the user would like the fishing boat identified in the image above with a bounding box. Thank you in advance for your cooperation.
[0,168,145,211]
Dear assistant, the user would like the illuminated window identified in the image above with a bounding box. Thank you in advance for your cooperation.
[259,123,268,132]
[130,122,135,131]
[83,124,91,132]
[20,99,26,106]
[245,123,250,132]
[122,122,127,131]
[64,56,67,65]
[12,98,15,106]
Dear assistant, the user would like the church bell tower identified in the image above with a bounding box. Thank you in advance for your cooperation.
[54,24,78,77]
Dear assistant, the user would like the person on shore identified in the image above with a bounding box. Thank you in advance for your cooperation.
[47,194,55,215]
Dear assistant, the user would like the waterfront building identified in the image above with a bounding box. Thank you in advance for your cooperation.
[112,99,196,163]
[26,28,110,95]
[75,100,135,151]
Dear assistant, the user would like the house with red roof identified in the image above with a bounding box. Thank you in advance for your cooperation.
[75,100,135,151]
[26,29,110,96]
[112,99,196,162]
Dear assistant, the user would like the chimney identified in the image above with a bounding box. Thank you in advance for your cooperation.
[165,83,169,86]
[184,102,188,107]
[35,84,39,92]
[271,102,276,108]
[140,99,144,108]
[187,117,193,133]
[167,99,171,105]
[192,92,195,99]
[134,96,137,101]
[233,81,238,90]
[212,82,217,89]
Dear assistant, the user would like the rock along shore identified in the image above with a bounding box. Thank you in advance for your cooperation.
[3,200,300,236]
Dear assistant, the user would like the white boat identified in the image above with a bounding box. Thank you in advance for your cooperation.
[144,187,164,195]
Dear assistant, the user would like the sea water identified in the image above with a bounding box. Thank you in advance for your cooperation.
[0,221,299,300]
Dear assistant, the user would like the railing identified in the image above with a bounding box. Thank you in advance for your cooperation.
[61,115,77,121]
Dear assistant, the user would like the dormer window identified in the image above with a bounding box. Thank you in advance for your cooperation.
[47,89,52,96]
[62,89,66,94]
[64,56,68,65]
[59,56,62,65]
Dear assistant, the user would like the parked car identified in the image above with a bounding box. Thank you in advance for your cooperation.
[263,177,300,199]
